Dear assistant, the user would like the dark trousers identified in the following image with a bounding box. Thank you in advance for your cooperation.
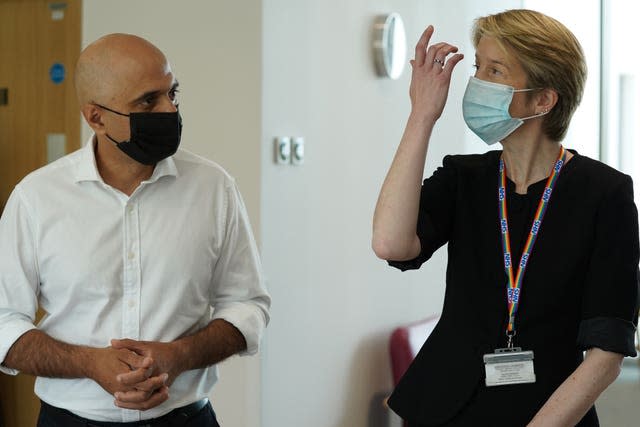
[37,400,220,427]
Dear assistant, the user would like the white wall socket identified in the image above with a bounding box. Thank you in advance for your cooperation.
[274,137,291,164]
[291,137,304,165]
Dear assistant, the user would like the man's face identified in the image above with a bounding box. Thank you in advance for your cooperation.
[97,56,179,143]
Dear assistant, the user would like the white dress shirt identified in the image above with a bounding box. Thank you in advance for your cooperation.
[0,138,270,422]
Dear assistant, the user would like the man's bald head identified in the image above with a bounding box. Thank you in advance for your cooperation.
[74,34,172,107]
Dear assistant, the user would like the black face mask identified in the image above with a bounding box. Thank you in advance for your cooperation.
[96,104,183,165]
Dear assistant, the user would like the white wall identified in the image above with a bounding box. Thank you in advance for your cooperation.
[260,1,517,426]
[523,0,601,159]
[82,2,262,426]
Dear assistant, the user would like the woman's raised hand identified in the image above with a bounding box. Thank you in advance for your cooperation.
[409,26,464,122]
[373,28,464,261]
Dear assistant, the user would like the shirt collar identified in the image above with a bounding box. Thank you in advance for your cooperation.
[74,135,179,184]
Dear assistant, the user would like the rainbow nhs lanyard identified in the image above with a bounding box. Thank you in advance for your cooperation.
[498,146,567,348]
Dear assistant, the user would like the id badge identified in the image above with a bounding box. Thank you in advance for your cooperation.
[483,347,536,387]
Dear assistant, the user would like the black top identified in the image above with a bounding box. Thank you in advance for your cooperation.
[387,150,639,427]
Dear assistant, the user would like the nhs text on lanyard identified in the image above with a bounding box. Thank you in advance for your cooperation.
[483,146,567,387]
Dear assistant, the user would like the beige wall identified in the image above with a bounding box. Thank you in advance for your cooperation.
[81,1,261,228]
[82,1,262,426]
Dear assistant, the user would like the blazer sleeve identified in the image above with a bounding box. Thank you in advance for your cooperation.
[577,174,639,356]
[388,155,458,271]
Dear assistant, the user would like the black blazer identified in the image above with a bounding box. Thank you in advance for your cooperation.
[387,151,639,426]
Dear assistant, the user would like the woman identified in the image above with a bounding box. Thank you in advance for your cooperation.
[373,9,639,427]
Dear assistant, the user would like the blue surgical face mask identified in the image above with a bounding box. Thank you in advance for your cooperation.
[462,76,547,145]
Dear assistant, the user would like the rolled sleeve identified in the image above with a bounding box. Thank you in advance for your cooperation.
[577,316,637,357]
[210,180,270,355]
[0,318,36,375]
[578,176,639,357]
[0,187,40,373]
[212,301,268,355]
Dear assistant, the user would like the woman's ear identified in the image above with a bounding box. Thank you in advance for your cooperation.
[537,88,558,114]
[81,104,106,135]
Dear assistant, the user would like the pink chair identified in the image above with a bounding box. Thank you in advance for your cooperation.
[387,314,440,426]
[389,314,440,387]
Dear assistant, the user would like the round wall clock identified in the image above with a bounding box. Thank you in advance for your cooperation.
[373,13,407,80]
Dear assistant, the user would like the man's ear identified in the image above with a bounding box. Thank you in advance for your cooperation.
[537,88,558,114]
[81,104,106,135]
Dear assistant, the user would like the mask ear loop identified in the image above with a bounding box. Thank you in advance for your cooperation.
[513,86,550,121]
[105,133,127,146]
[520,108,549,121]
[92,104,131,145]
[93,103,130,117]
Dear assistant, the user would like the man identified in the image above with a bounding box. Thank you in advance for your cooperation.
[0,34,270,426]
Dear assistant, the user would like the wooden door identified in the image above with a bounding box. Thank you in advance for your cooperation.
[0,0,81,425]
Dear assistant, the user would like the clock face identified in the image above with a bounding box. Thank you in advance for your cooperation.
[373,13,407,80]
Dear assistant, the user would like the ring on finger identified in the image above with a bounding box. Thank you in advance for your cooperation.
[433,58,445,66]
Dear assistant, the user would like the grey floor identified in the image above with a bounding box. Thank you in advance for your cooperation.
[596,357,640,426]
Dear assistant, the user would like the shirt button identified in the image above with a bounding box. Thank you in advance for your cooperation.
[128,206,134,214]
[128,252,135,260]
[128,300,135,308]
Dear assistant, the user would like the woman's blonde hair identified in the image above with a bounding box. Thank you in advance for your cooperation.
[472,9,586,141]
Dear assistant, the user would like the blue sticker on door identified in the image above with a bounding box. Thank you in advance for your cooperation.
[49,62,65,84]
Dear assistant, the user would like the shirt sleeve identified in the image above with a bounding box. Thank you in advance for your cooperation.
[210,179,271,355]
[388,155,457,271]
[577,175,640,357]
[0,186,39,375]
